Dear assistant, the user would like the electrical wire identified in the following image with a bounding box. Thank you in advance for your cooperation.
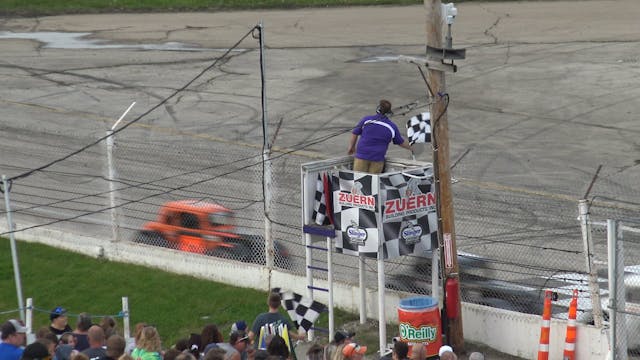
[0,123,355,236]
[7,25,260,183]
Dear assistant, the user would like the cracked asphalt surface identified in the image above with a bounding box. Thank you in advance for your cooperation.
[1,1,640,359]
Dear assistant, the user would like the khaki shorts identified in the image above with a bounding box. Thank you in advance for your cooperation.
[353,158,384,174]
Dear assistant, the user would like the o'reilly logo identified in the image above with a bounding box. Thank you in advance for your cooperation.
[399,323,437,342]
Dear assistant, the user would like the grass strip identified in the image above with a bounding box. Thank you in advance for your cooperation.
[0,238,361,347]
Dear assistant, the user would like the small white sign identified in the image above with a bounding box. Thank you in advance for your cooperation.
[444,233,453,269]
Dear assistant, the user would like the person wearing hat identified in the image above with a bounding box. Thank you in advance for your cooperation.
[230,322,246,335]
[21,341,50,360]
[347,99,413,174]
[0,319,27,360]
[49,307,72,336]
[322,330,354,360]
[438,345,456,360]
[228,322,252,360]
[340,343,366,360]
[214,331,249,360]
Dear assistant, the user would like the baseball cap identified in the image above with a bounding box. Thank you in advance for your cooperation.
[230,320,247,334]
[342,343,367,357]
[230,330,249,344]
[50,306,67,321]
[2,319,27,336]
[334,330,355,343]
[22,342,50,360]
[439,345,454,357]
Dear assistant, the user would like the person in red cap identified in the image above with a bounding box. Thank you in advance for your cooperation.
[341,343,367,360]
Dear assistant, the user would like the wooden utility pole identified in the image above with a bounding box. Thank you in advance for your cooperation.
[425,0,464,351]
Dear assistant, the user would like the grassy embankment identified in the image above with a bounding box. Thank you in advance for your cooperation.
[0,239,376,348]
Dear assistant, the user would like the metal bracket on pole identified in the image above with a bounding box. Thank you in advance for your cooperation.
[397,55,458,73]
[426,45,466,61]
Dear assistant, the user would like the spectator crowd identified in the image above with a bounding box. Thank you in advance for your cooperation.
[0,293,480,360]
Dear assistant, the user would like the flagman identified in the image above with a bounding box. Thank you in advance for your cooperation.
[348,99,413,174]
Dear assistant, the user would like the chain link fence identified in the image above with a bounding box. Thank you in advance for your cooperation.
[604,219,640,358]
[2,25,640,340]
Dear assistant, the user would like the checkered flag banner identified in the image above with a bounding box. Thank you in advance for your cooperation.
[406,112,431,145]
[272,288,327,332]
[331,171,380,258]
[379,168,438,259]
[311,172,333,226]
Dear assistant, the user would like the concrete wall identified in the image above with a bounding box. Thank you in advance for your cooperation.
[4,223,610,358]
[463,302,609,359]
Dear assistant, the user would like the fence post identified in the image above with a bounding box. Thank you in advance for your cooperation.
[578,199,603,328]
[607,219,628,359]
[106,130,120,243]
[377,255,386,356]
[359,255,366,324]
[122,297,131,340]
[257,22,274,291]
[25,298,33,334]
[2,175,25,321]
[106,101,135,243]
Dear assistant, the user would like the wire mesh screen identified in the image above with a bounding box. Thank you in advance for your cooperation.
[4,123,640,319]
[443,139,640,319]
[607,220,640,356]
[3,22,640,334]
[0,25,280,267]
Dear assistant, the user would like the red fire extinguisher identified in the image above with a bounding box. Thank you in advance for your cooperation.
[445,276,460,319]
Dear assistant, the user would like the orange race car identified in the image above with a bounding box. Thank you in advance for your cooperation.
[133,199,291,268]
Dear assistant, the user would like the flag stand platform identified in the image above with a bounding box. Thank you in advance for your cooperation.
[301,156,435,353]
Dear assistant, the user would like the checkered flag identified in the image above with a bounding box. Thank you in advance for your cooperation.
[272,288,327,332]
[311,172,333,226]
[406,112,431,145]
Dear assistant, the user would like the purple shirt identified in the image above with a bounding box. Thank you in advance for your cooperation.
[352,114,405,162]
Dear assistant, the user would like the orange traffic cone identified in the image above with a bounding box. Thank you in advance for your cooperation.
[538,290,553,360]
[563,289,579,360]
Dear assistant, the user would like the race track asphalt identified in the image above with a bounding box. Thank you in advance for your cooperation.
[2,1,640,359]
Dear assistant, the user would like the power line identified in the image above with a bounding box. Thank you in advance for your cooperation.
[8,25,260,183]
